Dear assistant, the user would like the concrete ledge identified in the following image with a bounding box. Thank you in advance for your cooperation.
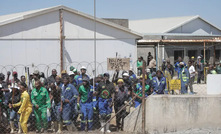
[124,95,221,133]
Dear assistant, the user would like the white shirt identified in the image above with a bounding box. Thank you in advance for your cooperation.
[189,65,195,78]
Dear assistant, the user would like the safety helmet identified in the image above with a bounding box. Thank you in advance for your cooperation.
[117,79,124,83]
[140,74,147,79]
[80,66,87,70]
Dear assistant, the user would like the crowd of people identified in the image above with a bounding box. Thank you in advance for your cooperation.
[0,54,220,134]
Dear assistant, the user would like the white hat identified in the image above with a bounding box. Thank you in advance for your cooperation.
[123,73,129,77]
[80,66,87,70]
[129,67,133,71]
[69,71,74,75]
[197,56,201,59]
[179,62,184,65]
[146,68,150,73]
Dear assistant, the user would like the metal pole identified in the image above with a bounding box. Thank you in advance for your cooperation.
[204,42,206,83]
[93,1,96,87]
[59,9,64,73]
[157,42,160,70]
[142,60,146,133]
[213,43,216,65]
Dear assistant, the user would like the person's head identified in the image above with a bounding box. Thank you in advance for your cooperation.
[148,52,151,55]
[70,66,75,71]
[178,57,182,62]
[117,79,124,88]
[40,72,45,78]
[122,73,129,80]
[179,62,185,68]
[129,70,133,76]
[35,80,41,90]
[52,69,57,77]
[96,74,103,83]
[139,74,147,83]
[162,59,166,64]
[191,56,195,60]
[13,71,18,78]
[19,82,27,93]
[82,77,90,87]
[156,70,162,78]
[20,75,26,83]
[166,59,170,64]
[33,70,40,80]
[188,61,192,66]
[0,73,5,82]
[80,66,87,75]
[63,76,69,86]
[55,76,61,84]
[167,64,171,69]
[103,73,110,82]
[197,56,201,62]
[209,65,214,70]
[138,57,141,62]
[220,60,221,66]
[140,56,143,60]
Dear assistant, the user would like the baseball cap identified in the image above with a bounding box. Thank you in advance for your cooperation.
[117,79,124,83]
[104,73,110,78]
[122,73,129,77]
[12,71,17,76]
[81,66,87,70]
[33,70,39,75]
[69,71,74,76]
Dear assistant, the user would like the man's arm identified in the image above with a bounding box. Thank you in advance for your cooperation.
[45,89,51,109]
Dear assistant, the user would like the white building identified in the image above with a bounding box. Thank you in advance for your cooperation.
[129,16,221,67]
[0,5,141,77]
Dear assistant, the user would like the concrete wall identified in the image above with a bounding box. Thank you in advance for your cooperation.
[124,95,221,133]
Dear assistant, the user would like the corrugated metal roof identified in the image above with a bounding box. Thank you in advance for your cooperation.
[129,15,221,35]
[0,5,142,38]
[129,15,199,34]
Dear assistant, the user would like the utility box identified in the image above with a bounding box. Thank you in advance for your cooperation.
[207,74,221,95]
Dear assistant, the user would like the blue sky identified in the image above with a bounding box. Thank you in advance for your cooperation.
[1,0,221,28]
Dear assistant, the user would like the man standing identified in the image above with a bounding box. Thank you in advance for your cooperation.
[50,76,63,133]
[152,70,167,94]
[149,56,156,73]
[137,57,143,76]
[147,52,152,66]
[78,77,95,131]
[31,80,51,133]
[166,59,174,79]
[11,83,32,134]
[76,66,90,86]
[216,60,221,74]
[188,61,196,94]
[97,73,115,133]
[196,56,204,84]
[114,79,128,131]
[61,77,78,131]
[179,62,190,94]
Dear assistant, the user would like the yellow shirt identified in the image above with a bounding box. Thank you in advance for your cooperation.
[13,91,32,114]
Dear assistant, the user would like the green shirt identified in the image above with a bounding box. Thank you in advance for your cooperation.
[79,85,90,103]
[74,75,79,80]
[137,61,143,68]
[31,87,51,109]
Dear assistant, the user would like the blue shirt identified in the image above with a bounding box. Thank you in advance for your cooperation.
[61,84,78,104]
[152,76,167,94]
[76,74,90,86]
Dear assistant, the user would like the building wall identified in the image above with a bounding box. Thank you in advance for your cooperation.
[0,10,138,76]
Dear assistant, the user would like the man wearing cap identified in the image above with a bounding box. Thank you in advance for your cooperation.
[97,73,115,132]
[149,56,156,73]
[152,70,167,95]
[32,70,40,89]
[133,74,150,108]
[7,71,20,87]
[61,76,78,131]
[31,80,51,133]
[114,79,128,131]
[188,61,196,94]
[216,60,221,74]
[77,77,95,131]
[196,56,204,84]
[69,71,77,87]
[122,72,133,92]
[161,59,166,72]
[179,62,190,94]
[76,66,90,87]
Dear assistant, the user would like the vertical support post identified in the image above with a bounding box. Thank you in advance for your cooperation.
[59,9,64,73]
[142,60,146,134]
[213,43,216,65]
[204,42,206,83]
[157,42,160,70]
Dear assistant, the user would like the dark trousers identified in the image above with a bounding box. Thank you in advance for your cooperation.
[189,76,195,93]
[197,71,203,84]
[114,105,126,131]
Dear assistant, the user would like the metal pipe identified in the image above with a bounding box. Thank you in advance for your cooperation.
[142,60,146,133]
[59,9,64,73]
[213,43,216,65]
[204,42,206,83]
[157,42,160,70]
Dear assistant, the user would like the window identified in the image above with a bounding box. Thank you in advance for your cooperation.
[215,50,221,62]
[174,50,184,63]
